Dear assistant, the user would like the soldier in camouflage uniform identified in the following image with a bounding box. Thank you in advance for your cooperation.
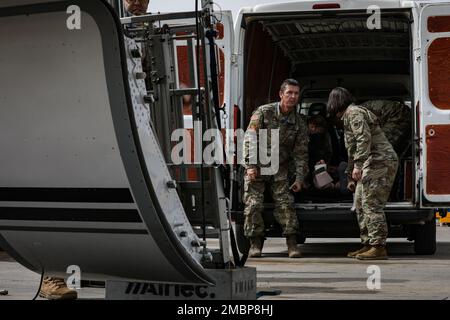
[327,88,398,260]
[361,100,411,157]
[361,100,411,201]
[243,79,309,258]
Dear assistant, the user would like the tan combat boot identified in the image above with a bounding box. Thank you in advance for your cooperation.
[248,237,263,258]
[286,235,302,258]
[39,277,78,300]
[356,246,388,260]
[347,245,372,258]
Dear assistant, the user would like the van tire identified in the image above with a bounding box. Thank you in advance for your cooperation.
[235,223,250,254]
[414,219,436,255]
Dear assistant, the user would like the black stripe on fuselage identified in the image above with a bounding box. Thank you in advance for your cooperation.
[0,207,142,223]
[0,188,134,203]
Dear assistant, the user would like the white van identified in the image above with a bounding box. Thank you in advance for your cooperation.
[226,0,450,255]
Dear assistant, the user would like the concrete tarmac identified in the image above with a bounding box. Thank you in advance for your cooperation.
[1,225,449,300]
[249,225,450,300]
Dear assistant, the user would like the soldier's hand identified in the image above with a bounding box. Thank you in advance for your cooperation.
[246,168,258,181]
[352,168,362,182]
[347,181,356,193]
[290,181,302,193]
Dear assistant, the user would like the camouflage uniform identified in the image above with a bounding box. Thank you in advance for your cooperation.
[361,100,411,156]
[243,103,309,238]
[343,105,398,246]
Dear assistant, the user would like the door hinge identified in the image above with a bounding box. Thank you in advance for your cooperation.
[413,48,421,62]
[231,53,238,65]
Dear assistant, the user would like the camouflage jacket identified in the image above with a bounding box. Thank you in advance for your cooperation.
[243,102,309,182]
[343,104,397,173]
[361,100,410,128]
[360,100,411,151]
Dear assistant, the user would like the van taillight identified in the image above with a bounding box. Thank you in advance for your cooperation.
[313,3,340,9]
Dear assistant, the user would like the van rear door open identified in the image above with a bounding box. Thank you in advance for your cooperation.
[419,3,450,205]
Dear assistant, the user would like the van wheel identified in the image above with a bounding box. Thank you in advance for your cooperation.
[235,223,250,254]
[414,219,436,255]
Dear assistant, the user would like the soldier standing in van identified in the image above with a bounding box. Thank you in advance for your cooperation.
[360,100,411,201]
[361,99,411,158]
[242,79,309,258]
[327,87,398,260]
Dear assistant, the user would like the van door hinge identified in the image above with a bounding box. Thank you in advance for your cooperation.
[413,48,421,62]
[231,53,238,65]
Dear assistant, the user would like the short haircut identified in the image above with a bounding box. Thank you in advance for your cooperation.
[327,87,354,118]
[308,115,327,129]
[280,79,300,93]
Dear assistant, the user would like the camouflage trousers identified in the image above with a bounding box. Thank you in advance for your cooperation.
[243,176,299,238]
[354,160,398,246]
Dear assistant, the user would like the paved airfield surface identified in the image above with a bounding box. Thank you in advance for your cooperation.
[1,226,450,300]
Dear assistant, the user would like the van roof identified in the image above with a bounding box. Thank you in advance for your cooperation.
[238,0,419,16]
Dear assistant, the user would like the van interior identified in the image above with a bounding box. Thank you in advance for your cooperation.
[129,7,434,252]
[240,9,414,208]
[125,6,434,253]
